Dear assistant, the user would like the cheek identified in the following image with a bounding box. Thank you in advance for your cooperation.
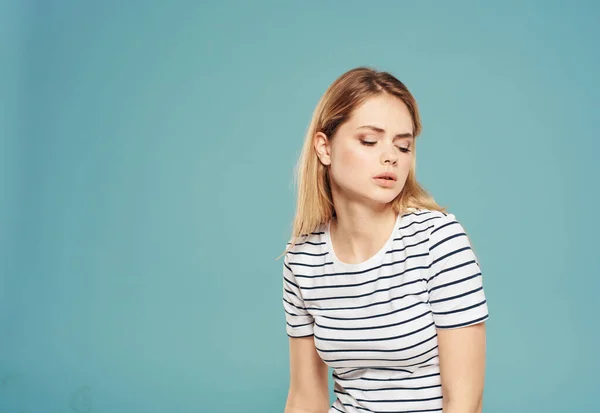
[331,146,370,179]
[328,146,377,192]
[401,154,414,170]
[338,145,371,167]
[399,158,414,186]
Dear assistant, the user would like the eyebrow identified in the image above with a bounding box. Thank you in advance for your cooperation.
[357,125,413,139]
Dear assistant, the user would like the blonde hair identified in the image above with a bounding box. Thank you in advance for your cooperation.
[278,66,446,259]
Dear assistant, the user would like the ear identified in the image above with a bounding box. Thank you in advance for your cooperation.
[314,132,332,166]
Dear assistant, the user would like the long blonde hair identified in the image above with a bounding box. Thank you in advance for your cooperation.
[278,66,446,259]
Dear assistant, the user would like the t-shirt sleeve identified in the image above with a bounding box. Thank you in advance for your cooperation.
[282,253,315,337]
[426,213,490,329]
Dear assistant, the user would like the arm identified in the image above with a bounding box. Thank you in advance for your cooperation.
[281,252,329,413]
[284,335,330,413]
[425,213,490,413]
[437,322,487,413]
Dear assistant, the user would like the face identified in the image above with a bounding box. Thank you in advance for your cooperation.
[314,94,415,209]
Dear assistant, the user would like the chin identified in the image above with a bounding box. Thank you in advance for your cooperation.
[361,191,401,206]
[375,195,400,205]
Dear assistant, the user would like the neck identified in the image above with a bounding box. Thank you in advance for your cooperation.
[330,203,398,264]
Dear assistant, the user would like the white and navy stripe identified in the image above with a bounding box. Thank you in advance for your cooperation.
[282,209,489,413]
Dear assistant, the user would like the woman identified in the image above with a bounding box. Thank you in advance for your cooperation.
[281,67,490,413]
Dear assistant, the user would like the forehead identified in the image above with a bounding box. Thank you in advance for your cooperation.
[346,94,413,133]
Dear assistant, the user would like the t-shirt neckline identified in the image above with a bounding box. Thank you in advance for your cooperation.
[325,212,402,272]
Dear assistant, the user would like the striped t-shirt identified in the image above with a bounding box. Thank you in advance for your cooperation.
[282,208,490,413]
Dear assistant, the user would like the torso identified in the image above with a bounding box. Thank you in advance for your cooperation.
[288,209,444,412]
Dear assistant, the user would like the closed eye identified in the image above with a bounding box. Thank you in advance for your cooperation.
[360,140,411,153]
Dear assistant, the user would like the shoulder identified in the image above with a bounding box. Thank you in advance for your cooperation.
[285,223,327,253]
[401,208,466,239]
[429,211,466,237]
[284,222,328,269]
[400,208,451,227]
[421,210,478,266]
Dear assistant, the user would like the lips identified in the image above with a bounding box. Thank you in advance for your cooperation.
[374,172,397,181]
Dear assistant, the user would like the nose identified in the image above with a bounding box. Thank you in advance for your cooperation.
[380,142,398,166]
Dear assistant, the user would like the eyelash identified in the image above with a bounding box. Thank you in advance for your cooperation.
[360,140,411,153]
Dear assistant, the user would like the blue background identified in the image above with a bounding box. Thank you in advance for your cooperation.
[2,1,598,411]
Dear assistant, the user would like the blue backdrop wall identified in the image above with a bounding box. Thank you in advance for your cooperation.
[1,1,599,412]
